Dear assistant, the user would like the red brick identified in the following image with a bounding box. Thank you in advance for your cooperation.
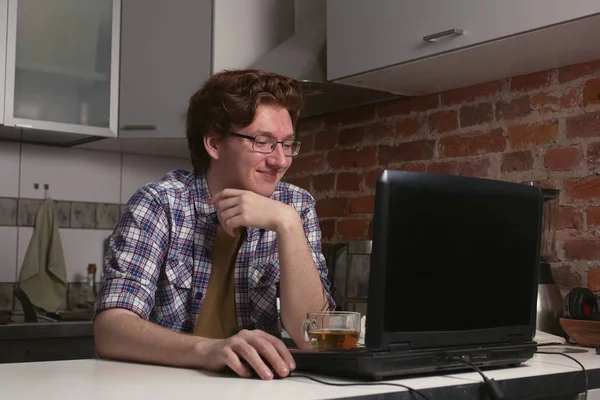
[557,206,583,230]
[364,168,384,189]
[427,161,458,175]
[584,78,600,106]
[441,80,506,106]
[508,121,559,149]
[287,154,323,175]
[377,94,439,118]
[312,173,336,192]
[459,103,494,127]
[365,122,395,143]
[336,218,369,239]
[395,118,421,138]
[327,147,377,169]
[553,265,582,292]
[398,163,427,172]
[458,157,491,178]
[297,133,314,156]
[587,142,600,166]
[565,176,600,200]
[325,105,376,128]
[338,126,365,147]
[439,129,505,158]
[314,129,338,151]
[528,179,558,190]
[531,89,581,113]
[587,206,600,227]
[297,116,325,135]
[319,219,335,240]
[285,176,311,190]
[544,147,583,171]
[588,268,600,291]
[566,111,600,139]
[316,198,349,218]
[379,140,435,165]
[336,172,361,191]
[510,71,551,92]
[428,110,458,134]
[558,60,600,83]
[501,151,534,172]
[496,96,532,120]
[350,196,375,214]
[564,239,600,260]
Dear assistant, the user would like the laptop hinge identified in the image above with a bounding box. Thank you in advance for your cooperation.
[389,343,410,352]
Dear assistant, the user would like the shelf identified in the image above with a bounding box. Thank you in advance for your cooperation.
[16,62,108,82]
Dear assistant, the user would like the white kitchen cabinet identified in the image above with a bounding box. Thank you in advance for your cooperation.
[327,0,600,96]
[118,0,294,140]
[118,0,212,139]
[3,0,121,137]
[0,0,7,124]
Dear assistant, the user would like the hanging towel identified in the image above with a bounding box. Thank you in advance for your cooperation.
[18,198,67,312]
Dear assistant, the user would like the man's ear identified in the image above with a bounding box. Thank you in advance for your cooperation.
[204,132,222,161]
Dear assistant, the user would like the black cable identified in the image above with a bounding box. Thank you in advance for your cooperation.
[536,351,588,399]
[450,356,506,400]
[289,372,432,400]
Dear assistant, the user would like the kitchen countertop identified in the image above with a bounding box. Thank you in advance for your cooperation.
[1,345,599,399]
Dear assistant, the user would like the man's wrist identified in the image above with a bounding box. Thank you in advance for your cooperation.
[275,206,302,236]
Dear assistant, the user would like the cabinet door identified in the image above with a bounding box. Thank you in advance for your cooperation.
[4,0,120,137]
[0,0,7,124]
[119,0,212,139]
[328,0,600,81]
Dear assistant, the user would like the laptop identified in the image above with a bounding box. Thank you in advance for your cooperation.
[291,170,543,380]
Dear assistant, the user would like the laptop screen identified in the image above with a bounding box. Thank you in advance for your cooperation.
[366,171,543,350]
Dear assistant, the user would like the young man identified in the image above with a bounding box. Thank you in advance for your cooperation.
[93,69,335,380]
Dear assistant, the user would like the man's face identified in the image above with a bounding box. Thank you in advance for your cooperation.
[212,104,295,197]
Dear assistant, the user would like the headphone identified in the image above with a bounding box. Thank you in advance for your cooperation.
[564,287,600,321]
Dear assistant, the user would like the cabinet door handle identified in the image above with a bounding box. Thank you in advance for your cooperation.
[120,125,157,131]
[423,29,464,43]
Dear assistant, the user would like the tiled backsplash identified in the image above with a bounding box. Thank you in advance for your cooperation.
[0,142,191,311]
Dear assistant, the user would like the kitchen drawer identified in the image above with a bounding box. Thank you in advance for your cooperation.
[327,0,600,81]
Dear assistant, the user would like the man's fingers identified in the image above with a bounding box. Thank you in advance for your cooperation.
[223,348,252,378]
[234,342,273,380]
[209,188,247,204]
[248,336,291,378]
[214,196,239,213]
[257,331,296,371]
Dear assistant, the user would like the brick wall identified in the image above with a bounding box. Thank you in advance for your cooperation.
[287,59,600,296]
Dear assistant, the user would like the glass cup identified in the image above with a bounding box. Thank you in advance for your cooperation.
[301,311,361,350]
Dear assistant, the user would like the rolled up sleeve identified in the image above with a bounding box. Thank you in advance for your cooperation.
[301,197,336,312]
[95,188,169,320]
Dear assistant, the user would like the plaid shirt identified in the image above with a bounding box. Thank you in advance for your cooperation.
[95,169,335,336]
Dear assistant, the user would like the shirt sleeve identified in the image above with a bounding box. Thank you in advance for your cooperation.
[301,195,337,312]
[94,188,170,320]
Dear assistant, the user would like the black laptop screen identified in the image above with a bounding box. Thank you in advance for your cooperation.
[382,181,540,333]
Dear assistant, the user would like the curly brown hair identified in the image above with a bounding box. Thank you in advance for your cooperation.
[186,69,304,172]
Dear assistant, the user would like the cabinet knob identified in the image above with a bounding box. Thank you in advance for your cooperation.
[423,29,465,43]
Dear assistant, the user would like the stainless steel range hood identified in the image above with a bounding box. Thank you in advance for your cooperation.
[249,0,401,119]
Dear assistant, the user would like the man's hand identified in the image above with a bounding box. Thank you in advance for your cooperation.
[198,329,296,380]
[209,189,299,236]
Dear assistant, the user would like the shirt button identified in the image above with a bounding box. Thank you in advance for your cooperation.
[195,291,203,300]
[260,275,267,283]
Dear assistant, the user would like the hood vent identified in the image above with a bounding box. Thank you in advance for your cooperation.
[249,0,401,119]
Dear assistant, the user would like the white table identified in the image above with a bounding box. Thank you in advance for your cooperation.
[1,345,599,400]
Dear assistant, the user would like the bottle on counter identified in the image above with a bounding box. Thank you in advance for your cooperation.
[78,264,97,308]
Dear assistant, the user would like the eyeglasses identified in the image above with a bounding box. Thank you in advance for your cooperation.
[228,132,302,156]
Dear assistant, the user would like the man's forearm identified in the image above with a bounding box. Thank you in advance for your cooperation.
[94,309,216,368]
[276,214,329,348]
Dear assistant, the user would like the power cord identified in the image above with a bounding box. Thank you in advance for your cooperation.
[289,372,432,400]
[450,356,505,400]
[535,350,588,400]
